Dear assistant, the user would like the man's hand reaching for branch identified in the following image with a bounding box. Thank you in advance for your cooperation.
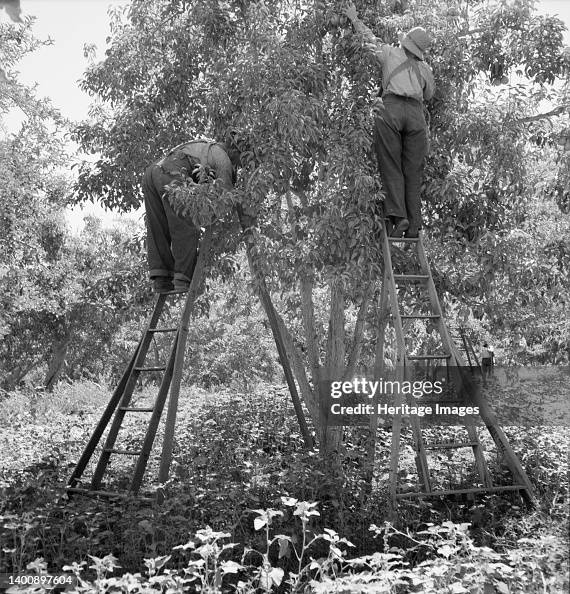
[343,2,358,22]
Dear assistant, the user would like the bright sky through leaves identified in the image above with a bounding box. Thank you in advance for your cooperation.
[1,0,568,231]
[4,0,568,129]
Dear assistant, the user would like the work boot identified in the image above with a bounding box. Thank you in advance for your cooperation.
[390,217,409,238]
[405,227,419,239]
[173,279,190,292]
[152,277,174,293]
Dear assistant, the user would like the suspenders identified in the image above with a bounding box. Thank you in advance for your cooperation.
[382,56,426,99]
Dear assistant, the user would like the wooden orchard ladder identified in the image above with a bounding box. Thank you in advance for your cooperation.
[67,230,213,502]
[371,226,535,510]
[449,325,482,376]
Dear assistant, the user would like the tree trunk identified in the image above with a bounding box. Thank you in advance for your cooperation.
[1,361,38,391]
[322,279,345,454]
[44,334,72,391]
[300,277,323,385]
[345,283,373,379]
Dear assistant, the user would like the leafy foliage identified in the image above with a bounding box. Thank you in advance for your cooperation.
[1,381,568,592]
[70,0,570,444]
[0,213,153,390]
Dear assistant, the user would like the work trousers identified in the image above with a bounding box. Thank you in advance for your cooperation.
[373,94,428,231]
[142,155,200,283]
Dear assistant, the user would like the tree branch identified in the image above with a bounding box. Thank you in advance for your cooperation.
[345,283,373,379]
[517,104,569,123]
[300,277,323,385]
[285,192,323,385]
[325,278,345,377]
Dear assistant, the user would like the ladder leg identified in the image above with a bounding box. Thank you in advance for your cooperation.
[158,229,213,490]
[466,425,492,487]
[91,295,168,489]
[130,333,178,493]
[388,364,405,517]
[460,331,474,370]
[416,238,535,505]
[67,341,141,490]
[247,250,313,448]
[367,276,389,481]
[410,414,431,492]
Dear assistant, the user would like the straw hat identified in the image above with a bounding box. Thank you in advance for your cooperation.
[399,27,432,60]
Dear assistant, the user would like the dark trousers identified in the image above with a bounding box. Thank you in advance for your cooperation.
[142,157,200,283]
[373,95,428,231]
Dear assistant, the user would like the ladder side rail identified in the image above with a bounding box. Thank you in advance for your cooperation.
[382,235,407,503]
[444,362,492,487]
[465,424,493,488]
[237,207,313,448]
[416,238,534,502]
[256,283,314,448]
[67,341,141,490]
[460,331,474,370]
[415,238,468,366]
[130,333,179,493]
[465,333,482,370]
[408,374,432,493]
[243,244,314,449]
[415,238,493,488]
[367,279,390,478]
[482,424,536,505]
[457,369,536,504]
[382,231,432,498]
[91,295,168,489]
[158,228,213,487]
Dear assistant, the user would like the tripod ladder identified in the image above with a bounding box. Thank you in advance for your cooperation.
[370,226,535,509]
[449,325,482,376]
[67,230,213,501]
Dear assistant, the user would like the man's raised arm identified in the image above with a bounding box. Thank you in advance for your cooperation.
[344,2,385,58]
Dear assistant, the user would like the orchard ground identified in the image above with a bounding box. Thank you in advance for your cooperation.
[0,378,568,593]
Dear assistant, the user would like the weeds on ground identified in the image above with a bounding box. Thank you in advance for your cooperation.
[0,381,568,592]
[4,498,568,593]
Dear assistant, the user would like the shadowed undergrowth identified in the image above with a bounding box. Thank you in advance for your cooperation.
[0,380,568,592]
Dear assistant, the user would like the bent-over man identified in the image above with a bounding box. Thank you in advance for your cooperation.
[143,139,237,293]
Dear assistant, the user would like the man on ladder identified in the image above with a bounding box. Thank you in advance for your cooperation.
[143,139,242,293]
[344,2,435,238]
[480,341,495,380]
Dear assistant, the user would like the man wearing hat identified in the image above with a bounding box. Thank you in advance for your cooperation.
[344,3,435,238]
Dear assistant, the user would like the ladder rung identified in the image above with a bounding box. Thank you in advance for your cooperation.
[408,354,451,360]
[393,274,429,282]
[388,237,420,243]
[424,441,480,450]
[395,485,526,499]
[134,366,166,372]
[401,315,441,320]
[104,449,142,456]
[119,407,154,412]
[148,328,177,333]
